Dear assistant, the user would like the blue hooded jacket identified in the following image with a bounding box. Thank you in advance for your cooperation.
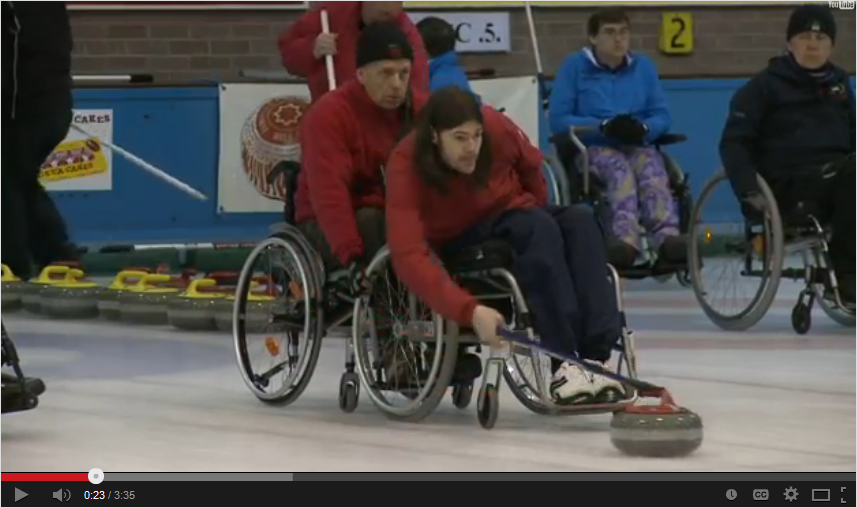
[428,50,475,95]
[548,48,671,147]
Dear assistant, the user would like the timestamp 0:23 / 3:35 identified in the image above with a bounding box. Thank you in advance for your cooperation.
[84,491,135,500]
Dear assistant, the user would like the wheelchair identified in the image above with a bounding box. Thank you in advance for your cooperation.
[350,242,641,429]
[2,321,45,414]
[687,171,855,334]
[549,127,693,285]
[232,162,463,420]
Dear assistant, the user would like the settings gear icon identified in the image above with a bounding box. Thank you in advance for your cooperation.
[784,486,799,502]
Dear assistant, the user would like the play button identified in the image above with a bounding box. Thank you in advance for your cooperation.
[14,488,28,502]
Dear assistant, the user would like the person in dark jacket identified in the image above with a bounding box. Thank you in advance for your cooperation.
[720,4,855,306]
[386,87,625,405]
[2,2,78,282]
[278,1,430,103]
[415,16,476,98]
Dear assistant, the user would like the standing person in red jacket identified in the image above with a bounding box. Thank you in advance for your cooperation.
[278,1,430,103]
[386,87,625,405]
[294,23,482,384]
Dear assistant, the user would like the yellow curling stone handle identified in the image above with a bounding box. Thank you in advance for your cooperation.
[108,270,150,290]
[54,269,100,289]
[31,265,71,284]
[181,278,228,299]
[131,274,180,294]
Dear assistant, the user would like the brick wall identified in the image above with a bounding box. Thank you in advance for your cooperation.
[69,6,856,82]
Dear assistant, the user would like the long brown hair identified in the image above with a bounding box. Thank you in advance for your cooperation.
[412,86,493,195]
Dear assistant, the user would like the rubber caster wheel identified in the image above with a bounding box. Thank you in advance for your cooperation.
[452,384,473,409]
[476,384,499,430]
[791,303,811,335]
[338,372,359,413]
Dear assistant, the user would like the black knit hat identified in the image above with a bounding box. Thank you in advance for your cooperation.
[357,21,414,68]
[787,4,836,43]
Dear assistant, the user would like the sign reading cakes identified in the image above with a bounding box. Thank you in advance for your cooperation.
[240,96,309,202]
[40,109,114,191]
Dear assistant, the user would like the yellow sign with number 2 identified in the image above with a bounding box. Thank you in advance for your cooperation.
[659,12,694,55]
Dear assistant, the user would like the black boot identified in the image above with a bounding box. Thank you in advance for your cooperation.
[657,235,689,265]
[606,238,639,270]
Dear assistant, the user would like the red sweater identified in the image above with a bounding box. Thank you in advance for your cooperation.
[278,1,430,103]
[295,80,429,266]
[385,107,547,326]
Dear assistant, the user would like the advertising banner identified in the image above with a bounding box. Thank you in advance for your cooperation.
[217,76,540,213]
[218,83,312,213]
[40,110,114,192]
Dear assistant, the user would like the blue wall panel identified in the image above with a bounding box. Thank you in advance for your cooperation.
[57,77,855,246]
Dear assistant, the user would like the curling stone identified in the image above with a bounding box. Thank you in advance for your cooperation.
[214,280,276,333]
[21,265,71,314]
[97,270,150,321]
[167,278,229,331]
[39,269,102,320]
[118,274,181,325]
[1,264,24,313]
[610,390,703,458]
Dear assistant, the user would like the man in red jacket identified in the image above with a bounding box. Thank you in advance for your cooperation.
[279,1,430,102]
[386,88,625,405]
[295,22,480,385]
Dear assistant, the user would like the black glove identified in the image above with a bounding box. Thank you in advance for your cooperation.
[602,115,648,146]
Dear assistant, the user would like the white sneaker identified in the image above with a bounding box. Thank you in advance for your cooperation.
[550,362,597,404]
[584,360,626,402]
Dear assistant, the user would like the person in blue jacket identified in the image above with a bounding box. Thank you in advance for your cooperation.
[416,16,476,96]
[548,8,685,269]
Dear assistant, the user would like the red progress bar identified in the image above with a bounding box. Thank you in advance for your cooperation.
[1,473,90,481]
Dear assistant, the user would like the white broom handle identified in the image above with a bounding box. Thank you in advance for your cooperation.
[524,1,544,75]
[69,123,208,201]
[320,9,337,91]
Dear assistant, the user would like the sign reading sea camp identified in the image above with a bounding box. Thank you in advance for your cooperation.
[40,110,114,191]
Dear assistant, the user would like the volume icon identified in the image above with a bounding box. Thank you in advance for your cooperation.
[52,489,71,503]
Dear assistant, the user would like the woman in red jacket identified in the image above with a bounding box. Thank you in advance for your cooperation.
[386,87,625,405]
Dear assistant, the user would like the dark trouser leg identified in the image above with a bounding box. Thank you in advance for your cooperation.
[825,162,855,303]
[1,106,75,280]
[298,207,387,270]
[445,208,581,358]
[546,205,621,362]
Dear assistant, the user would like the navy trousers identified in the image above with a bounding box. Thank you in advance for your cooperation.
[443,204,622,361]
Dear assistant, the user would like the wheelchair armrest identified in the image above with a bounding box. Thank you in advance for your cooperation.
[654,133,688,147]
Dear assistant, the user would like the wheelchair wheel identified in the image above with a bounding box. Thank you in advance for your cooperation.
[352,248,458,422]
[503,346,553,415]
[234,235,324,407]
[688,172,785,331]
